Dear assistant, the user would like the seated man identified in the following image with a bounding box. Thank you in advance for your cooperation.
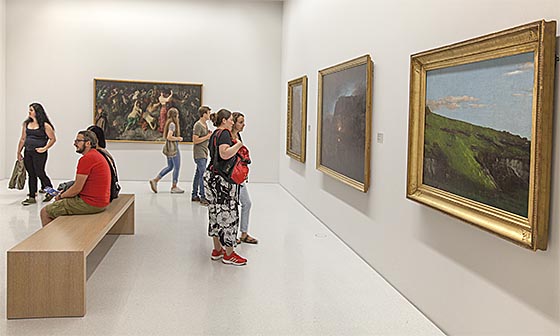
[40,130,111,227]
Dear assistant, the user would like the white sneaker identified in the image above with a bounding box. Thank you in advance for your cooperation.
[170,187,185,194]
[149,179,158,193]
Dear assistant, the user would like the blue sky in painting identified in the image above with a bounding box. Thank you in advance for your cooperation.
[426,52,534,139]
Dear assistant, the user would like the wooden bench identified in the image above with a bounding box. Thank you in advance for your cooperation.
[7,194,135,319]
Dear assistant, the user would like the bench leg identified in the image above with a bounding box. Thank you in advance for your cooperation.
[108,199,135,235]
[7,251,85,319]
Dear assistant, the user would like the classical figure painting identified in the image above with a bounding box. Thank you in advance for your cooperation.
[94,79,202,143]
[407,20,556,250]
[286,75,308,162]
[317,55,373,192]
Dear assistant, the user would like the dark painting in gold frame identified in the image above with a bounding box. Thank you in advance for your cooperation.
[317,55,373,192]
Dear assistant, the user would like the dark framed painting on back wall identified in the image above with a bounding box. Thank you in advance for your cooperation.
[94,78,202,143]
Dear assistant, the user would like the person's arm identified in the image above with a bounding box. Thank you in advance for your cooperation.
[219,141,243,160]
[35,123,56,153]
[55,174,87,200]
[17,125,26,161]
[166,129,183,142]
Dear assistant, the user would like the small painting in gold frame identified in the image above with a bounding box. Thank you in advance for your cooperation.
[286,75,308,162]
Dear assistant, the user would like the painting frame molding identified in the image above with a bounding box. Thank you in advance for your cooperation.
[93,78,203,144]
[317,55,373,192]
[406,20,557,250]
[286,75,308,162]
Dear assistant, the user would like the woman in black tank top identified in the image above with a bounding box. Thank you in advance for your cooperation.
[16,103,57,205]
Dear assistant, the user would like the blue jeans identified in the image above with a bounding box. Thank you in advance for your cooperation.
[239,184,252,233]
[157,150,181,184]
[192,158,207,198]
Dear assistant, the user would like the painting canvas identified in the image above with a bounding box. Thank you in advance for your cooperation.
[94,79,202,143]
[407,20,556,250]
[424,52,533,217]
[317,55,372,192]
[286,76,308,162]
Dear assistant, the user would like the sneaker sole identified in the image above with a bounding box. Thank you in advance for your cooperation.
[210,255,223,261]
[222,259,247,266]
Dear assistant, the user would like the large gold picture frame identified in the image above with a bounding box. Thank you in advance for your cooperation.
[286,75,308,162]
[407,20,556,250]
[94,78,202,143]
[317,55,373,192]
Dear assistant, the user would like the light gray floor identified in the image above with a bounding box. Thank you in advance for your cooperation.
[0,181,444,336]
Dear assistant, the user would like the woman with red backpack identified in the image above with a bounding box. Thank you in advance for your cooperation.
[232,112,258,245]
[204,109,247,266]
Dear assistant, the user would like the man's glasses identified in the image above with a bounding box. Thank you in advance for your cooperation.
[73,139,86,144]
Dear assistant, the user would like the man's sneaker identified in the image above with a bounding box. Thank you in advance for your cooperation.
[170,187,185,194]
[191,196,200,202]
[43,193,54,202]
[38,188,46,194]
[211,248,225,260]
[222,252,247,266]
[199,198,210,206]
[21,197,36,206]
[149,179,158,193]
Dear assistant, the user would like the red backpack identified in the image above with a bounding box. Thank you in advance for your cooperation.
[211,129,250,184]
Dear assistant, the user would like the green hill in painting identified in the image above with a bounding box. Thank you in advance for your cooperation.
[423,107,530,217]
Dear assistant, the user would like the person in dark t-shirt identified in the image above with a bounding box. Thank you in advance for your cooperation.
[16,103,56,205]
[204,109,247,266]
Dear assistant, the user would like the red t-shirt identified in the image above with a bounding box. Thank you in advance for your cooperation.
[77,149,111,208]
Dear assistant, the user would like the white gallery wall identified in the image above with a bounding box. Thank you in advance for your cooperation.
[279,0,560,335]
[4,0,282,183]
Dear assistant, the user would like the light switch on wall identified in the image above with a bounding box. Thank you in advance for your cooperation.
[377,132,384,144]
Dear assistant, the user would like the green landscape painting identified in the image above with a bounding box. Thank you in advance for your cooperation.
[423,52,534,217]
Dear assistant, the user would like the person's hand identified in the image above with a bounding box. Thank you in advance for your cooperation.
[17,152,23,161]
[35,147,47,153]
[179,137,184,142]
[55,194,62,201]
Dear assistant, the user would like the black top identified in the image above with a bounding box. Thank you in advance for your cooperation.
[24,126,48,151]
[209,129,233,165]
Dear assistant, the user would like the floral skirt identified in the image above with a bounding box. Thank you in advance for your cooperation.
[203,170,239,247]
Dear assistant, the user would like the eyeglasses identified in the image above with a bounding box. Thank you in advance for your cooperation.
[73,139,86,143]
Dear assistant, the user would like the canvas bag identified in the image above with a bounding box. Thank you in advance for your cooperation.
[211,129,250,184]
[8,160,26,190]
[162,140,178,157]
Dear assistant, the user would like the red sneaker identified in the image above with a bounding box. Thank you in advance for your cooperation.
[222,251,247,266]
[210,248,225,260]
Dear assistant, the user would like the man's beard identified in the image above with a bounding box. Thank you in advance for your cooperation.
[75,147,84,154]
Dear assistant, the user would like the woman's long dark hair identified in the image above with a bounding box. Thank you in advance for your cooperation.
[25,103,54,130]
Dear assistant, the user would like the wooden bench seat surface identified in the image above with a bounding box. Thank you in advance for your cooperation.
[9,194,134,254]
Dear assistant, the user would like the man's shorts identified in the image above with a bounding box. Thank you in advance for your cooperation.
[45,195,106,219]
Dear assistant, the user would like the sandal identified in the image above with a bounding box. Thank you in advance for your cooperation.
[240,235,259,244]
